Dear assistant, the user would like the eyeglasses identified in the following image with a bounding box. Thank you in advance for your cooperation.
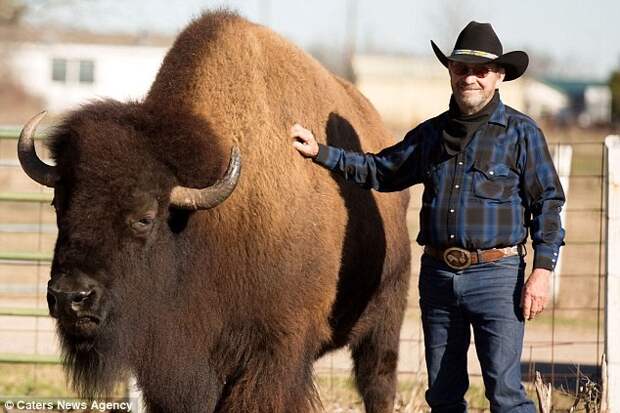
[449,62,495,78]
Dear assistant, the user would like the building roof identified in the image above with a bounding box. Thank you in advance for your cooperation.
[538,77,609,97]
[0,24,174,47]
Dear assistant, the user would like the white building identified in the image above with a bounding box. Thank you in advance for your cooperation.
[520,79,570,120]
[534,78,612,126]
[1,26,173,113]
[582,85,612,126]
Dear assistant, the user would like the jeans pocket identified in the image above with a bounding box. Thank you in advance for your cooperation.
[490,254,525,271]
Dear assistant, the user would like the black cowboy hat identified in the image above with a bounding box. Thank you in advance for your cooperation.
[431,21,529,81]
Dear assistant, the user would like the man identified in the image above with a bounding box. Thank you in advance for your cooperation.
[291,22,565,413]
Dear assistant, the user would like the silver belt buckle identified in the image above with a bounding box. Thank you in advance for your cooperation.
[443,247,472,270]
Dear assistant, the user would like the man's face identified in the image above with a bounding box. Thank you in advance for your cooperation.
[448,61,505,115]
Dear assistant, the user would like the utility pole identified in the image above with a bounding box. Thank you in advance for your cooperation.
[259,0,270,26]
[345,0,358,58]
[344,0,358,81]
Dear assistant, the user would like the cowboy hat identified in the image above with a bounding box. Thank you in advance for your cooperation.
[431,21,529,81]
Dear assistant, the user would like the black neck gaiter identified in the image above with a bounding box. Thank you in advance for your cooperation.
[442,90,500,156]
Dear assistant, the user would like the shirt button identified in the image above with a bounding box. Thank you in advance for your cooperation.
[458,161,463,165]
[450,234,455,239]
[553,252,558,256]
[450,209,455,213]
[454,185,460,189]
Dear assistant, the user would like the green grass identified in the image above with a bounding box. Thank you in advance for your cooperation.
[0,364,74,398]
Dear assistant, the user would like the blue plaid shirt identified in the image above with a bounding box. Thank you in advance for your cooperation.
[313,100,565,270]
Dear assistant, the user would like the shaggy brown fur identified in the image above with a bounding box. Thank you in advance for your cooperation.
[42,10,411,413]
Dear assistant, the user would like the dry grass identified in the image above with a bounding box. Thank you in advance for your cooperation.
[315,374,581,412]
[0,366,585,413]
[0,364,130,413]
[0,364,72,397]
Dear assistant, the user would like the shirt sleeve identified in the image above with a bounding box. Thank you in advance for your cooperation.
[521,124,566,271]
[312,128,425,192]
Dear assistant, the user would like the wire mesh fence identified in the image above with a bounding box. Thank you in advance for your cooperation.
[313,138,609,411]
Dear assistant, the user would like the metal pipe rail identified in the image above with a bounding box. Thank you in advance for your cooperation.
[0,192,53,203]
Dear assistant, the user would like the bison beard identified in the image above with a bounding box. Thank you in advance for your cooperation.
[58,315,125,399]
[19,10,411,413]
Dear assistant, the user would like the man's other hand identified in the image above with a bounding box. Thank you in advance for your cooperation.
[520,268,551,320]
[291,123,319,158]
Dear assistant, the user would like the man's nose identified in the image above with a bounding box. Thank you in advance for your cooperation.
[461,74,478,83]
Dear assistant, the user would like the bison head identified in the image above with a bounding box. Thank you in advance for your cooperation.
[17,106,241,396]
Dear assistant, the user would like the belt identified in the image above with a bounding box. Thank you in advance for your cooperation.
[424,245,524,270]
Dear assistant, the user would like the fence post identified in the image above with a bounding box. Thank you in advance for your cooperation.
[128,376,145,413]
[551,144,572,301]
[605,135,620,412]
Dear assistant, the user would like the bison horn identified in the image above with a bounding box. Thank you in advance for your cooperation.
[169,145,241,210]
[17,111,59,188]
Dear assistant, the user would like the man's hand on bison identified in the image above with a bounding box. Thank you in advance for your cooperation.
[291,124,319,158]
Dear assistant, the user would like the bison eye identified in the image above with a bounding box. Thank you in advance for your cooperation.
[130,216,154,235]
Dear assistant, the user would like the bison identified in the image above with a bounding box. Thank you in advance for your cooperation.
[18,10,411,413]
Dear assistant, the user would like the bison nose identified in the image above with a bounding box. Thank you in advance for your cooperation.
[69,289,96,312]
[47,287,97,317]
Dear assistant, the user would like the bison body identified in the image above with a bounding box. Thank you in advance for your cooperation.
[21,11,411,413]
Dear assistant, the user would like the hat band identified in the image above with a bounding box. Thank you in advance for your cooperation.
[452,49,498,59]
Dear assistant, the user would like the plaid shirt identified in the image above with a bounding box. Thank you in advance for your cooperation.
[313,100,565,270]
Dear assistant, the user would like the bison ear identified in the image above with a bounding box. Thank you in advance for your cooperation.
[167,208,192,234]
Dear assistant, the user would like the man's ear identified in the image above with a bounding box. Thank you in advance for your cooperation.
[496,67,506,86]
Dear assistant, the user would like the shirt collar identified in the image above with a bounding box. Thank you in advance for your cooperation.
[488,99,507,127]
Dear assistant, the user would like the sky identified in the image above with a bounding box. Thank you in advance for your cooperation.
[25,0,620,81]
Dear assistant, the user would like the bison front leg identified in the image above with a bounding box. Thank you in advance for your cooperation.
[137,366,225,413]
[214,352,319,413]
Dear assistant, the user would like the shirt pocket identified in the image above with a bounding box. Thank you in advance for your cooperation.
[471,160,518,201]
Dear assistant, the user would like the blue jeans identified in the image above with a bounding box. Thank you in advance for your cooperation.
[419,253,535,413]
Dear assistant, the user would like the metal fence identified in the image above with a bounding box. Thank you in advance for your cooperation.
[0,126,611,412]
[0,127,65,405]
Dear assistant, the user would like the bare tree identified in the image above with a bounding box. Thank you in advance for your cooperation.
[429,1,477,51]
[1,0,87,27]
[0,0,51,122]
[307,41,354,81]
[0,0,28,25]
